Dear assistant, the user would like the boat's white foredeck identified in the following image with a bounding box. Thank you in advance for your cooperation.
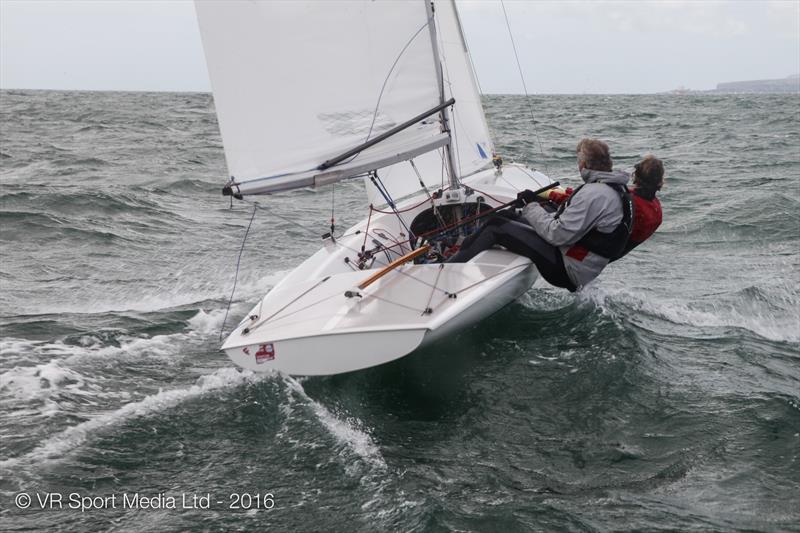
[225,249,531,345]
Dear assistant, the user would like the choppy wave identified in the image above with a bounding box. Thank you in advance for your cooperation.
[0,367,265,469]
[1,90,798,531]
[578,283,800,344]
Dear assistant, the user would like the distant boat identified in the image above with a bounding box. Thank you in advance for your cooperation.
[669,86,691,95]
[196,0,559,375]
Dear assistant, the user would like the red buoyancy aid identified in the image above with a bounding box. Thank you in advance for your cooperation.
[626,187,662,250]
[550,185,661,261]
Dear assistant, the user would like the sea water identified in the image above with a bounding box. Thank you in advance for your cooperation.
[1,90,798,531]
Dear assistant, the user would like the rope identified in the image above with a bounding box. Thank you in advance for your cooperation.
[245,276,332,333]
[423,264,444,315]
[371,172,414,238]
[411,159,448,229]
[242,199,320,238]
[369,194,433,214]
[467,185,505,205]
[421,263,532,316]
[499,0,549,175]
[362,292,428,314]
[330,183,336,237]
[251,291,342,328]
[362,206,373,254]
[219,203,258,342]
[452,262,530,296]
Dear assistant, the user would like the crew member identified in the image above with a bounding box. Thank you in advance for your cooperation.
[540,154,664,261]
[448,138,632,292]
[612,155,663,260]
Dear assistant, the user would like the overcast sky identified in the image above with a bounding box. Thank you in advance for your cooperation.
[1,0,798,94]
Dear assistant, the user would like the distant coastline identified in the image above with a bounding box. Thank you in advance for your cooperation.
[667,74,800,95]
[3,79,800,97]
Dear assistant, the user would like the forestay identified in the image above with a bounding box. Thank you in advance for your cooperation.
[364,0,495,206]
[195,0,448,195]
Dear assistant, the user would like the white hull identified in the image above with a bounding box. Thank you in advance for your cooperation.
[222,165,551,375]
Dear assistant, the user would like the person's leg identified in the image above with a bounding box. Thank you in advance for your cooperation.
[491,222,575,290]
[448,217,574,290]
[447,216,508,263]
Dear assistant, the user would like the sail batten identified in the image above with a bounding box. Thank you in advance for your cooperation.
[196,0,446,194]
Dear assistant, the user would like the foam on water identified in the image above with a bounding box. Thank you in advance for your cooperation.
[283,376,387,473]
[0,309,233,372]
[577,283,800,343]
[0,367,264,469]
[0,360,99,417]
[2,90,799,530]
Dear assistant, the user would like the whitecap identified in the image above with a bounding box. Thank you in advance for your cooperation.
[0,360,93,400]
[576,283,800,343]
[0,367,264,469]
[0,308,239,368]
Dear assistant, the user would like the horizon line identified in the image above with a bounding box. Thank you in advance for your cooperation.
[3,87,770,96]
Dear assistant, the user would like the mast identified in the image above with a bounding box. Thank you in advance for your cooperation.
[425,0,460,191]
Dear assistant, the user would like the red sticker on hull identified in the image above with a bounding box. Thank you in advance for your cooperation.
[255,343,275,364]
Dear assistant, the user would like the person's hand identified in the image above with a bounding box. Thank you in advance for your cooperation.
[516,189,538,205]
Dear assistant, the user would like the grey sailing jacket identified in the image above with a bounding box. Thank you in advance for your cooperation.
[521,168,631,289]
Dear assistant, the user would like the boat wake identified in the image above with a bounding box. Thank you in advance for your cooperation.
[281,375,387,475]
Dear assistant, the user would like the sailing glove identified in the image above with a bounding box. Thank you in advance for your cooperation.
[516,189,538,206]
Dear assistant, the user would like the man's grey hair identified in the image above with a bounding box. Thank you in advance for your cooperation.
[576,138,612,172]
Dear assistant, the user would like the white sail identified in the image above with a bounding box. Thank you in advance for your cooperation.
[195,0,446,194]
[436,0,494,175]
[364,0,494,206]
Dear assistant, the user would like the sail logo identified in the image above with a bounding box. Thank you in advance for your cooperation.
[255,343,275,364]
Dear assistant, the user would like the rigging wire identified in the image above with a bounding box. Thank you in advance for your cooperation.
[219,202,258,342]
[433,8,464,180]
[369,171,414,239]
[330,183,336,237]
[464,24,485,97]
[333,17,433,169]
[244,200,322,238]
[364,18,432,144]
[499,0,549,175]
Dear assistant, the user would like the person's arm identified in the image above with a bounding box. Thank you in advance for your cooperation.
[520,189,602,247]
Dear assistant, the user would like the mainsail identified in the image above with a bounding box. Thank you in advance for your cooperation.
[196,0,450,195]
[364,0,495,205]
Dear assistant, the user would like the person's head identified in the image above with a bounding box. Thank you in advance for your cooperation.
[576,138,612,172]
[633,155,664,197]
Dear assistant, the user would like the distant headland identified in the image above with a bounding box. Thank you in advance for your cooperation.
[669,75,800,95]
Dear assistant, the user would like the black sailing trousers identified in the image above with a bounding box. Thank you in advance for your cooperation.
[448,214,577,292]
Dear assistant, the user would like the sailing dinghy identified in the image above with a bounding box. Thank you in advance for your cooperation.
[196,0,558,375]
